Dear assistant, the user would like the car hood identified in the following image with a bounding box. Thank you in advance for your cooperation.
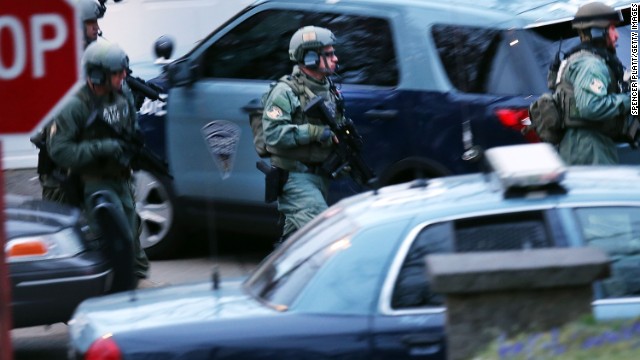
[4,195,80,239]
[70,280,274,353]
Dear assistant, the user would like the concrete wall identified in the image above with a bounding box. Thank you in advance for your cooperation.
[426,247,610,360]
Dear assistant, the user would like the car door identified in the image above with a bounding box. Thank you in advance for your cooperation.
[165,5,403,206]
[566,206,640,320]
[372,208,567,359]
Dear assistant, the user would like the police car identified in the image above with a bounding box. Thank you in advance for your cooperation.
[67,143,640,359]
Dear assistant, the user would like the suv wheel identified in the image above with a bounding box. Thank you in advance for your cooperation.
[133,170,180,259]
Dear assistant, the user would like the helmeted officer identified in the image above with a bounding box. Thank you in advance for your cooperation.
[47,41,150,287]
[77,0,106,48]
[261,26,344,244]
[557,2,630,165]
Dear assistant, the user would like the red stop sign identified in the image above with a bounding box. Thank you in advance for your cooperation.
[0,0,82,135]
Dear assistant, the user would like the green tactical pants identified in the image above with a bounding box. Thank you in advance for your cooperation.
[83,178,150,279]
[277,172,330,239]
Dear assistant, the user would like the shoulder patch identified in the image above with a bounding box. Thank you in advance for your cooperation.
[266,105,283,119]
[589,78,606,95]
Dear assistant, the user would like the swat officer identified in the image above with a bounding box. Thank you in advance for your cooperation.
[35,0,106,203]
[78,0,106,48]
[47,42,150,287]
[261,26,343,244]
[557,2,630,165]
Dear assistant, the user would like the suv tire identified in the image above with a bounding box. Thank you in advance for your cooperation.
[134,170,180,259]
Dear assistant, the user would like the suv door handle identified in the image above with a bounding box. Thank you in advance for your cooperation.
[364,109,398,120]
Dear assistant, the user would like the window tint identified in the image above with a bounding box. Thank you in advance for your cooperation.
[201,10,398,86]
[392,211,552,309]
[575,207,640,299]
[454,211,553,252]
[432,24,550,95]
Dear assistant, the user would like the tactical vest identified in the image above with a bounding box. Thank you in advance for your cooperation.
[554,49,625,139]
[262,74,342,170]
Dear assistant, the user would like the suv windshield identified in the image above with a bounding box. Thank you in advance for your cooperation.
[244,209,358,309]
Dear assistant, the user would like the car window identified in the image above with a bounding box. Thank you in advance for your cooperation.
[392,211,554,309]
[245,209,359,309]
[200,9,398,86]
[432,24,550,95]
[575,207,640,299]
[431,22,638,96]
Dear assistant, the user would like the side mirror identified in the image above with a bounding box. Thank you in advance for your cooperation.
[167,58,198,87]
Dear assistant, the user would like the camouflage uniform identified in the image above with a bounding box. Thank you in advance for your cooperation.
[262,66,343,239]
[557,2,630,165]
[558,51,630,165]
[47,84,149,280]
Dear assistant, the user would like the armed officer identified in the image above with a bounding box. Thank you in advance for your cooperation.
[47,42,150,287]
[36,0,107,203]
[557,2,630,165]
[261,26,344,244]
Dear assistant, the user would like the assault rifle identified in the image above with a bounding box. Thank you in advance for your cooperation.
[126,70,166,109]
[86,114,172,179]
[303,96,376,187]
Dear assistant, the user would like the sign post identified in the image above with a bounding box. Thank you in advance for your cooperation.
[0,0,81,357]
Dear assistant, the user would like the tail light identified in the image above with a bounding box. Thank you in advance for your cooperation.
[495,108,540,143]
[85,335,122,360]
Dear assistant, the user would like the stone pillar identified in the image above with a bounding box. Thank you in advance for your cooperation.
[426,247,610,360]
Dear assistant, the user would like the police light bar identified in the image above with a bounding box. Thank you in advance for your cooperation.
[485,143,566,188]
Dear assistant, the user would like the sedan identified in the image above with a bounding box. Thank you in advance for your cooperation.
[5,192,139,329]
[67,143,640,359]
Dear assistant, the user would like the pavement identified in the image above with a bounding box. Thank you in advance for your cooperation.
[147,253,264,286]
[3,168,40,198]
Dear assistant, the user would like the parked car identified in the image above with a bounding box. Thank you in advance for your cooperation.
[132,0,635,258]
[68,143,640,359]
[6,191,141,328]
[5,195,110,328]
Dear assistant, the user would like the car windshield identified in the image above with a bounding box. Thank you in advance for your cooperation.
[244,207,359,309]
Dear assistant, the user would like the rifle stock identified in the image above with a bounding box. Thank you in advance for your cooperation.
[304,96,375,187]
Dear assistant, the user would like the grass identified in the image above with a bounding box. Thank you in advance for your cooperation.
[473,315,640,360]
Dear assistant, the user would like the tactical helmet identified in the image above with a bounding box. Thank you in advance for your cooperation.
[77,0,106,22]
[572,2,623,29]
[82,42,129,85]
[288,26,336,63]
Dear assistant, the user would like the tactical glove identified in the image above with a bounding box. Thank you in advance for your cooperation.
[308,125,333,146]
[94,139,124,157]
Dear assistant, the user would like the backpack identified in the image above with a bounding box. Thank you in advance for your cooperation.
[528,92,564,145]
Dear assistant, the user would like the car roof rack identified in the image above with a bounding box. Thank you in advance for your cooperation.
[484,143,567,198]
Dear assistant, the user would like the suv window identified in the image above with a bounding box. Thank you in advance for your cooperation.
[391,211,553,309]
[575,207,640,299]
[432,24,550,95]
[201,9,398,86]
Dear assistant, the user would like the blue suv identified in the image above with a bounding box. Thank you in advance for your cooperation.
[135,0,634,258]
